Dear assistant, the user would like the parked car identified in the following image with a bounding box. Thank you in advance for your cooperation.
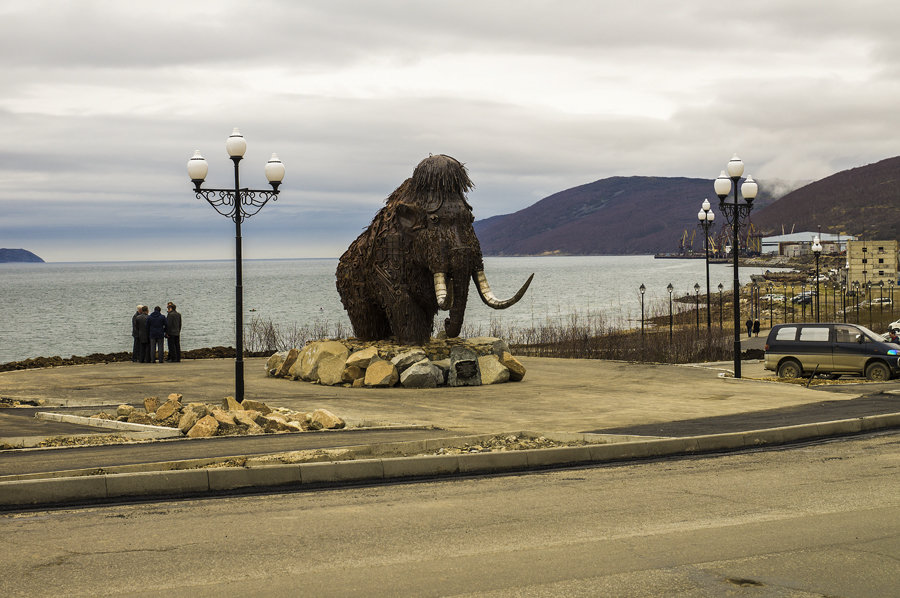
[764,322,900,381]
[761,294,786,302]
[871,297,892,305]
[791,294,813,305]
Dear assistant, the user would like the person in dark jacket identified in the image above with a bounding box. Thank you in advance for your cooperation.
[131,304,144,362]
[135,306,150,363]
[745,318,753,338]
[147,306,167,363]
[165,302,182,362]
[753,319,761,337]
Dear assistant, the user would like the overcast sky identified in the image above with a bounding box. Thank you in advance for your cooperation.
[1,0,898,262]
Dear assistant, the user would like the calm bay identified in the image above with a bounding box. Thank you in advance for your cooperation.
[0,256,780,364]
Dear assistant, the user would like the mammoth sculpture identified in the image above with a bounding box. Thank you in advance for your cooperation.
[336,154,534,345]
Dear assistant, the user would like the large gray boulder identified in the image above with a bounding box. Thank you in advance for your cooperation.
[449,345,481,387]
[478,354,510,385]
[400,359,443,388]
[391,349,427,373]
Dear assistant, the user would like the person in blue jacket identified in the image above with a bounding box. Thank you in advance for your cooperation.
[147,306,167,363]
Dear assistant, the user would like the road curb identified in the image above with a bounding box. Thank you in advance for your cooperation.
[2,412,899,509]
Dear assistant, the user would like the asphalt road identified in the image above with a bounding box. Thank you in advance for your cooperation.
[3,431,898,597]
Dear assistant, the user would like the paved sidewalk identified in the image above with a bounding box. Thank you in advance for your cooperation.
[2,356,899,508]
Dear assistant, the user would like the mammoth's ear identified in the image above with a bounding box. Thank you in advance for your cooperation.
[396,202,426,231]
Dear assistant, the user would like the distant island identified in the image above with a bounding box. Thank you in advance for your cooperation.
[0,248,44,263]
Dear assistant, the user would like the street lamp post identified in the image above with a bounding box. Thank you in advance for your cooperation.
[891,280,895,318]
[667,283,674,341]
[867,281,873,329]
[801,282,807,322]
[718,282,724,329]
[768,282,774,325]
[639,283,646,337]
[854,281,860,323]
[714,155,757,378]
[697,200,715,329]
[812,236,822,322]
[783,283,789,323]
[187,129,285,403]
[694,282,701,330]
[879,281,885,326]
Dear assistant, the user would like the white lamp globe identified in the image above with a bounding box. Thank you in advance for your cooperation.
[226,127,247,158]
[698,209,706,222]
[714,171,732,199]
[726,154,744,178]
[265,153,285,183]
[741,175,758,201]
[707,211,715,223]
[701,198,711,212]
[187,150,208,181]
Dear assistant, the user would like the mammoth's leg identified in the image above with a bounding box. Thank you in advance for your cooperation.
[337,274,392,341]
[385,288,434,345]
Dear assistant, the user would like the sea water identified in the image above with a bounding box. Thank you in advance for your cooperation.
[0,256,779,363]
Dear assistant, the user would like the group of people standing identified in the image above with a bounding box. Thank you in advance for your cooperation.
[132,303,182,363]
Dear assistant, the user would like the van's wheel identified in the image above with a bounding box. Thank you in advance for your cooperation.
[865,361,891,381]
[777,359,802,379]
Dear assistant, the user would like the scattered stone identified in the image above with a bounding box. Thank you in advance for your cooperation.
[478,354,510,385]
[431,358,450,385]
[126,412,154,425]
[186,415,219,438]
[499,351,526,382]
[275,348,300,378]
[309,408,345,430]
[400,359,443,388]
[449,345,481,387]
[341,365,364,384]
[222,396,242,411]
[210,408,237,426]
[178,403,209,434]
[241,399,271,415]
[143,396,160,413]
[233,410,265,434]
[90,412,115,420]
[364,359,399,387]
[290,340,350,381]
[155,397,182,421]
[346,346,379,369]
[266,351,287,376]
[261,413,292,433]
[317,354,348,386]
[352,378,365,388]
[167,393,184,402]
[391,349,427,373]
[116,404,135,418]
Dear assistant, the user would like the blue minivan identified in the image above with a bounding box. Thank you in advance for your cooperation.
[764,322,900,381]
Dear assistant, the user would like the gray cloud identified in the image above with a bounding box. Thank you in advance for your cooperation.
[1,0,898,261]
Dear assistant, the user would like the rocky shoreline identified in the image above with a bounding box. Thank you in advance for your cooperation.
[0,346,270,373]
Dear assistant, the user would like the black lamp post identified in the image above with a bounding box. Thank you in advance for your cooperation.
[801,282,807,322]
[694,282,701,330]
[753,283,760,322]
[812,236,822,322]
[714,155,757,378]
[667,283,674,341]
[867,281,873,329]
[888,278,894,320]
[187,128,285,403]
[879,280,885,326]
[697,200,715,329]
[854,281,860,323]
[639,283,646,337]
[718,282,724,329]
[842,283,847,323]
[768,283,774,325]
[783,283,789,323]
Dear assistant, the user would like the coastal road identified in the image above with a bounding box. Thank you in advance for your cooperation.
[2,431,899,597]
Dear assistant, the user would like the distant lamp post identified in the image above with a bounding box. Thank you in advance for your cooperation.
[187,129,285,403]
[639,283,646,337]
[867,281,873,328]
[842,283,847,323]
[767,282,774,325]
[812,236,822,322]
[714,155,757,378]
[697,200,715,329]
[694,282,701,330]
[854,281,860,323]
[718,282,724,329]
[667,283,674,341]
[801,282,807,322]
[784,282,789,323]
[879,280,885,324]
[888,278,894,320]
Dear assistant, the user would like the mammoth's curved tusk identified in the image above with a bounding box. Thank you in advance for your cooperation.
[473,271,535,309]
[434,272,452,310]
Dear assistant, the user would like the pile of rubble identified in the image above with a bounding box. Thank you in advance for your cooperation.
[432,434,585,455]
[266,336,526,388]
[91,393,345,438]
